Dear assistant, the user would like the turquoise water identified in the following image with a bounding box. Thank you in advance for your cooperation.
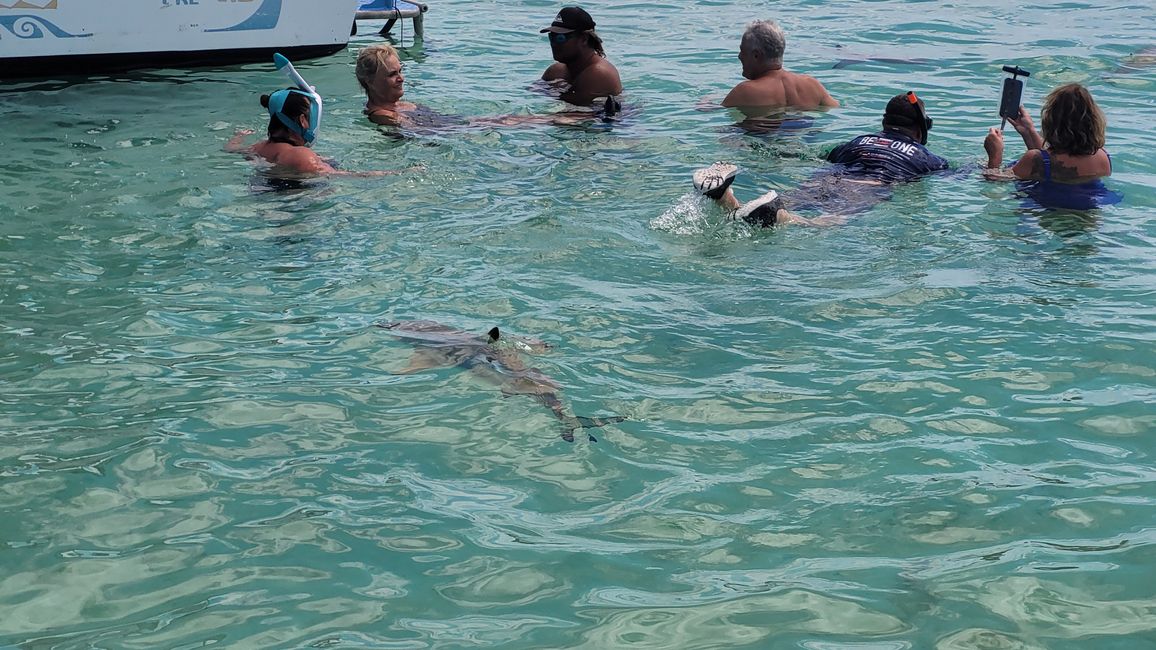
[3,0,1156,647]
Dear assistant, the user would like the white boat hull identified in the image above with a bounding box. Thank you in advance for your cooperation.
[1,0,360,78]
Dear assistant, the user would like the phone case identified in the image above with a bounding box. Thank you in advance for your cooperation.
[999,78,1023,120]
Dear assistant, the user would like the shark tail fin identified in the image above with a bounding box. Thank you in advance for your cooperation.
[576,415,626,429]
[561,415,627,443]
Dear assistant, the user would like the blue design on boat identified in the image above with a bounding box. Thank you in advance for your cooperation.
[0,15,92,39]
[204,0,280,33]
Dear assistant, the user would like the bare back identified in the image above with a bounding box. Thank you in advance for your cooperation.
[1013,148,1112,183]
[250,141,335,174]
[722,69,838,113]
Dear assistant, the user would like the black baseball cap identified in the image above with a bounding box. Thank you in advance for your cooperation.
[540,6,596,34]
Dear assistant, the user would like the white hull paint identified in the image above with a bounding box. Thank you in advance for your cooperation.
[1,0,360,77]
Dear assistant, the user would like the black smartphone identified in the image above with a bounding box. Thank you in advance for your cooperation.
[999,77,1023,120]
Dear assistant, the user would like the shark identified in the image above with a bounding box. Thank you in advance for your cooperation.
[378,320,625,442]
[831,57,932,70]
[1108,46,1156,76]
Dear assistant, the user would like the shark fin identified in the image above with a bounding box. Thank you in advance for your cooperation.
[487,327,500,343]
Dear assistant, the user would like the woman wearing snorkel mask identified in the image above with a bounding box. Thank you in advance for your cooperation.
[226,87,399,176]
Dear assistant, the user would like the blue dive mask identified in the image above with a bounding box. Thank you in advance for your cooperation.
[267,88,321,143]
[269,53,323,143]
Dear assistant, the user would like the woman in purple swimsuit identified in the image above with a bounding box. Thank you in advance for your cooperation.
[983,83,1121,209]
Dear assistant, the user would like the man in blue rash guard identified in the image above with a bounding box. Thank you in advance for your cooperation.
[695,92,949,227]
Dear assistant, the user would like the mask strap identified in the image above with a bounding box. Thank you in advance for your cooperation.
[905,91,932,144]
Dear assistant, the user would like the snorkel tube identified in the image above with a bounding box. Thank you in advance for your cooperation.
[271,53,322,143]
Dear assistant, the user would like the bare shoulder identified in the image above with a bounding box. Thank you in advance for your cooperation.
[543,62,569,81]
[1011,148,1043,180]
[794,72,838,107]
[278,146,334,174]
[250,140,281,161]
[1052,149,1112,181]
[1093,148,1113,176]
[721,80,768,108]
[797,73,828,93]
[575,58,623,95]
[367,109,401,126]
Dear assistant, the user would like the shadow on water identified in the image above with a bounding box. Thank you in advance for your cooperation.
[1037,210,1101,239]
[1009,206,1103,258]
[714,106,834,154]
[0,68,255,93]
[248,170,328,196]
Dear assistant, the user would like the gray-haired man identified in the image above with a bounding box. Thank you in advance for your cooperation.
[721,20,838,113]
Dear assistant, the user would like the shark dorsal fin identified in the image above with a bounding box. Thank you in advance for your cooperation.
[487,327,500,343]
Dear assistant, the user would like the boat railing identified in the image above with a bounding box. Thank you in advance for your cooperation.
[355,0,428,39]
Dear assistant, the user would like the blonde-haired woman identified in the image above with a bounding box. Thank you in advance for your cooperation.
[356,43,418,126]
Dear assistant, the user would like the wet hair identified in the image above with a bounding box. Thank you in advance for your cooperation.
[585,30,606,57]
[742,20,786,65]
[1041,83,1105,156]
[260,88,311,139]
[355,43,400,92]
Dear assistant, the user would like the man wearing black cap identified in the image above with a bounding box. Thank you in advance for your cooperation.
[693,92,949,227]
[540,6,623,107]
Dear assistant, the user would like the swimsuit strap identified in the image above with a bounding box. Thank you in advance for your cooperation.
[1039,149,1052,181]
[1104,149,1112,173]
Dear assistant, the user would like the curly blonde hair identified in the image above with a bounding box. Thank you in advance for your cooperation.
[1041,83,1105,156]
[355,43,400,92]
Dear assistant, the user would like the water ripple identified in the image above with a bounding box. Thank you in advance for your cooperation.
[2,0,1156,647]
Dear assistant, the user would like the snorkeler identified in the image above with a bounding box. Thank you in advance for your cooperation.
[694,92,949,227]
[227,54,401,177]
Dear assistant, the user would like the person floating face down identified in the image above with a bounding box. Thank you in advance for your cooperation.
[225,87,400,177]
[693,92,949,227]
[721,19,839,114]
[540,6,623,109]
